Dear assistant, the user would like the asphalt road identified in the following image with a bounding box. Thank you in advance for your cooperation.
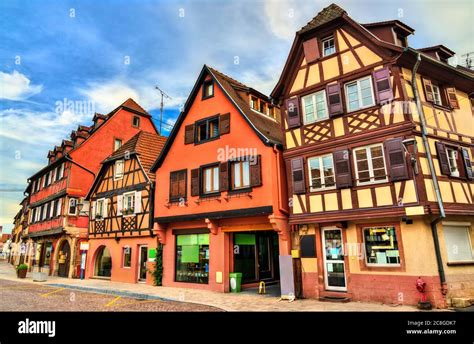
[0,279,223,312]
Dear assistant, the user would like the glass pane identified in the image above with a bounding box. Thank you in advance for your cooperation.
[233,162,241,188]
[324,230,343,261]
[372,157,385,169]
[364,227,400,265]
[304,96,315,123]
[359,171,371,182]
[312,178,322,189]
[325,176,335,187]
[205,169,211,192]
[357,159,369,171]
[242,161,250,186]
[371,146,383,158]
[213,167,219,191]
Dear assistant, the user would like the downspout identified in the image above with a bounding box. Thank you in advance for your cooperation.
[64,155,96,179]
[408,49,447,293]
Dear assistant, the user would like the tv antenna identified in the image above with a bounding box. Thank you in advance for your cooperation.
[155,85,172,135]
[460,52,473,69]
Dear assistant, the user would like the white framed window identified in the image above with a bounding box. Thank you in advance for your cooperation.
[302,90,329,124]
[56,198,62,217]
[49,200,55,218]
[35,207,40,222]
[123,246,132,268]
[114,160,124,180]
[431,84,442,106]
[353,144,388,185]
[345,76,375,112]
[42,205,47,220]
[31,181,36,193]
[202,165,219,194]
[231,160,250,190]
[114,139,122,151]
[41,175,46,188]
[46,171,52,186]
[68,198,77,216]
[446,147,460,177]
[443,225,473,262]
[122,192,135,216]
[322,36,336,56]
[57,163,64,180]
[96,198,105,220]
[308,154,336,191]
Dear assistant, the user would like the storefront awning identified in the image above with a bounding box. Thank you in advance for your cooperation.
[27,228,64,238]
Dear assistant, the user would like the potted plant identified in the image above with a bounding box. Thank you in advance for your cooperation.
[123,207,134,215]
[95,214,103,220]
[16,264,28,278]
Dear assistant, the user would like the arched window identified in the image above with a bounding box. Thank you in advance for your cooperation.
[95,246,112,277]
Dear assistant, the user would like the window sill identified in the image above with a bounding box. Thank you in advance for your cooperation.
[346,103,377,115]
[194,136,220,145]
[447,260,474,266]
[227,187,252,195]
[199,192,221,200]
[356,178,389,187]
[303,116,330,126]
[201,94,214,101]
[310,186,336,193]
[432,103,453,112]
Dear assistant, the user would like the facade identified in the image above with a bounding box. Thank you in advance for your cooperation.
[24,98,158,278]
[9,197,29,266]
[150,65,289,292]
[271,4,474,307]
[85,131,166,284]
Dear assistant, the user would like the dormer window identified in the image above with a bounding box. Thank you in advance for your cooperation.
[394,33,407,47]
[322,36,336,57]
[114,159,124,180]
[202,80,214,99]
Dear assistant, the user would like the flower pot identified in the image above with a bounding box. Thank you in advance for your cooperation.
[17,269,27,278]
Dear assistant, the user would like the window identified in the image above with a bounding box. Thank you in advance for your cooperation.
[96,199,105,219]
[170,170,187,201]
[446,147,460,177]
[114,139,122,151]
[443,225,473,262]
[123,247,132,268]
[432,84,442,106]
[259,101,266,114]
[363,226,400,266]
[56,163,64,180]
[395,34,406,47]
[122,192,135,215]
[202,80,214,99]
[42,205,48,220]
[42,175,46,188]
[250,96,258,110]
[196,117,219,143]
[302,90,328,124]
[300,235,316,258]
[31,181,36,194]
[49,200,55,218]
[354,144,387,185]
[202,165,219,194]
[114,160,124,180]
[345,76,375,112]
[231,160,250,190]
[308,154,335,191]
[175,234,209,284]
[95,246,112,277]
[322,36,336,56]
[56,199,62,217]
[46,171,51,186]
[132,116,140,128]
[68,198,77,216]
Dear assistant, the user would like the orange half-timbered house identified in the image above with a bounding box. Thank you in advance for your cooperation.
[85,131,166,284]
[272,4,474,307]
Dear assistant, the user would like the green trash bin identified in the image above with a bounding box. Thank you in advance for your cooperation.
[229,272,242,293]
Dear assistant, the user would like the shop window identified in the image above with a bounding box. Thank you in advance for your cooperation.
[300,235,316,258]
[68,198,77,216]
[354,144,387,185]
[345,76,375,112]
[443,225,473,262]
[123,247,132,268]
[175,234,209,284]
[114,160,124,180]
[202,165,219,194]
[196,116,219,143]
[363,226,400,266]
[231,160,250,190]
[202,80,214,99]
[95,246,112,277]
[322,35,336,56]
[302,89,328,124]
[308,154,335,191]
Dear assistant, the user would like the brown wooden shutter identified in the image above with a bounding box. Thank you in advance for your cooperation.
[184,124,195,144]
[178,170,187,198]
[445,87,459,109]
[303,37,320,63]
[435,141,450,175]
[333,150,352,188]
[285,98,301,129]
[461,148,473,180]
[219,162,229,191]
[169,172,178,200]
[290,157,305,194]
[384,138,409,181]
[219,113,230,135]
[422,78,434,103]
[250,155,262,187]
[326,83,343,117]
[372,67,393,104]
[190,168,200,196]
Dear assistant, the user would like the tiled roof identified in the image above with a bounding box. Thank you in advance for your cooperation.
[298,3,346,35]
[207,66,282,145]
[106,131,167,180]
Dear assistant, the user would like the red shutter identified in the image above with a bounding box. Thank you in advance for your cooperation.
[250,155,262,187]
[326,83,343,117]
[303,38,320,63]
[285,98,301,129]
[219,113,231,135]
[184,124,195,144]
[422,78,434,103]
[373,67,393,104]
[461,148,473,180]
[290,157,306,194]
[190,168,200,196]
[333,150,352,188]
[435,141,450,175]
[219,162,229,191]
[384,138,409,181]
[445,87,459,109]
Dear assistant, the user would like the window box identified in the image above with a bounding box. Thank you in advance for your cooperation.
[122,208,135,216]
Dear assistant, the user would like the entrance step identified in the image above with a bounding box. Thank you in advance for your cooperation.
[319,296,351,303]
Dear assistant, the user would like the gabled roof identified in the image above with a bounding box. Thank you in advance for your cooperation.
[418,45,455,58]
[151,65,283,171]
[362,20,415,35]
[298,3,346,35]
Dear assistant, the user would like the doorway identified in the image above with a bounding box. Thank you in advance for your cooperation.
[322,228,347,291]
[57,241,70,278]
[138,245,148,282]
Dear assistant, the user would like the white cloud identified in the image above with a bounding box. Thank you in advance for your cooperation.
[0,70,43,101]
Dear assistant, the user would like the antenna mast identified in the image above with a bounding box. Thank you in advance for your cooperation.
[155,86,171,135]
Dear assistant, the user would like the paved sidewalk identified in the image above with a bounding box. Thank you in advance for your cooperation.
[0,261,421,311]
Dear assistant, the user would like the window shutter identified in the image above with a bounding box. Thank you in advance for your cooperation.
[103,199,109,218]
[46,202,51,219]
[49,201,55,218]
[422,78,434,102]
[219,162,229,191]
[326,83,343,117]
[169,172,178,200]
[384,138,409,181]
[435,141,450,175]
[91,201,96,220]
[134,191,142,213]
[333,150,352,188]
[117,195,123,215]
[191,168,200,196]
[461,148,473,180]
[57,198,62,216]
[250,155,262,187]
[373,67,393,104]
[178,170,187,198]
[290,157,306,194]
[285,98,301,129]
[445,87,459,109]
[219,113,230,135]
[303,37,320,63]
[184,124,195,144]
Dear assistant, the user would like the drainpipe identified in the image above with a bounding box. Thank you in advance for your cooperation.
[64,155,96,179]
[409,49,447,293]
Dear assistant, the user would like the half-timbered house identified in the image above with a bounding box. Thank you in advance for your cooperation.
[85,131,166,284]
[271,4,474,307]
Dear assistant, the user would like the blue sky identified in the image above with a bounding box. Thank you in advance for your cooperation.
[0,0,472,232]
